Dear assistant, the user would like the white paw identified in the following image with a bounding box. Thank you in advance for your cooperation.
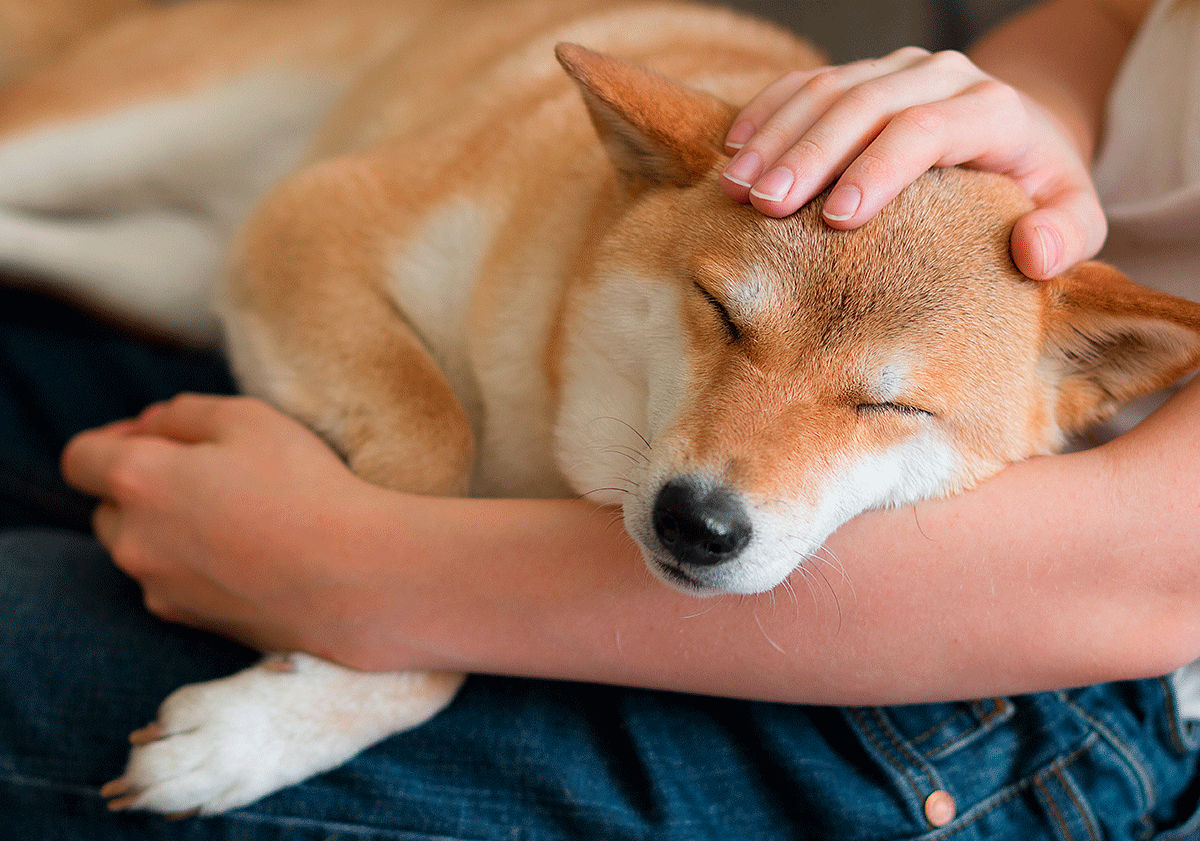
[103,654,464,815]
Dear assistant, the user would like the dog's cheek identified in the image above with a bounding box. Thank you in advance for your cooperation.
[809,431,963,533]
[738,431,964,591]
[553,272,689,501]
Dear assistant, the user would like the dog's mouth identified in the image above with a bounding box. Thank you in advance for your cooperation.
[650,558,713,594]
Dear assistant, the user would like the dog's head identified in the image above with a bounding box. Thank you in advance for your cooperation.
[553,44,1200,595]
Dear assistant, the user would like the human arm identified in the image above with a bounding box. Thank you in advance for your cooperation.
[720,0,1153,278]
[61,387,1200,706]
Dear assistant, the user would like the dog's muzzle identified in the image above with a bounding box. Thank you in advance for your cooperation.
[651,476,752,569]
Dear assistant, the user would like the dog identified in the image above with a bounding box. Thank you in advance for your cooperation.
[3,0,1200,816]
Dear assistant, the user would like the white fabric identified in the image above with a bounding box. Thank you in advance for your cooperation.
[1090,0,1200,718]
[1094,0,1200,305]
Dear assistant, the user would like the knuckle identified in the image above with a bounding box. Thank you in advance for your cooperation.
[167,391,201,412]
[926,49,974,74]
[893,103,947,139]
[236,394,270,417]
[1087,203,1109,246]
[110,533,149,574]
[787,135,830,167]
[802,68,847,99]
[106,453,153,505]
[971,78,1021,111]
[890,45,931,62]
[840,81,886,112]
[777,68,812,91]
[213,394,261,428]
[747,119,795,152]
[210,396,243,424]
[143,593,180,624]
[848,149,898,185]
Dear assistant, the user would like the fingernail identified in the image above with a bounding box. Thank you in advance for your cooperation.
[722,151,762,188]
[750,167,795,203]
[823,185,862,221]
[725,120,755,150]
[1035,225,1063,276]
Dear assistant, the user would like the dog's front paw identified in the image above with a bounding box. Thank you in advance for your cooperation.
[102,654,464,815]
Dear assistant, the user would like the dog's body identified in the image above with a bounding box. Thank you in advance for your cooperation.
[4,0,1200,816]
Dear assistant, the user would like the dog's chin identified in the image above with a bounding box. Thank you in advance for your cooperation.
[640,548,791,597]
[647,557,721,596]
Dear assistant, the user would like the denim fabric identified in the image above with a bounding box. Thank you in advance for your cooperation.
[0,288,236,531]
[2,289,1199,840]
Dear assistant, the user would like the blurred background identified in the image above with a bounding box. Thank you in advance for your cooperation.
[727,0,1037,61]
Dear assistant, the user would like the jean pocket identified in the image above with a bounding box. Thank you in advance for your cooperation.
[878,698,1017,762]
[842,700,1030,838]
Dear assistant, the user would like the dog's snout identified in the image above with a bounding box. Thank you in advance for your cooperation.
[652,477,751,567]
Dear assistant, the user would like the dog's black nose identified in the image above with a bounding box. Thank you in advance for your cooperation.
[652,477,751,567]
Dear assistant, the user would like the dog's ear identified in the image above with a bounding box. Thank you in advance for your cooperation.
[555,42,735,188]
[1040,261,1200,432]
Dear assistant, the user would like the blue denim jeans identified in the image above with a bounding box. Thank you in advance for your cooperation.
[2,288,1200,840]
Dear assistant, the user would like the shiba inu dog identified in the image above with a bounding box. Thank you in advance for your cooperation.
[3,0,1200,816]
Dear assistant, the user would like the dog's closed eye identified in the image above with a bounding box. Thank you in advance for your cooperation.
[693,281,741,343]
[855,401,935,418]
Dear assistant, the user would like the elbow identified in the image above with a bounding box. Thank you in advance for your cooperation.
[1098,610,1200,684]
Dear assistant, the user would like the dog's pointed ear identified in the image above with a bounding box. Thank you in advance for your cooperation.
[555,42,735,188]
[1041,261,1200,432]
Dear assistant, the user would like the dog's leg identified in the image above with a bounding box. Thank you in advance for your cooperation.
[103,655,464,816]
[107,161,478,815]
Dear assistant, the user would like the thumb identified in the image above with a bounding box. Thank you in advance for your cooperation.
[1010,181,1107,279]
[135,393,246,445]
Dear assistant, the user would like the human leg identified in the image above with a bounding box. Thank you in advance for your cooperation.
[3,526,1197,841]
[0,287,235,531]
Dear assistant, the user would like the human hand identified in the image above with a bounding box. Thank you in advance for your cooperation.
[720,48,1106,279]
[59,394,393,660]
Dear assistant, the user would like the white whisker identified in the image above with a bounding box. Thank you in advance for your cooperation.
[754,611,785,655]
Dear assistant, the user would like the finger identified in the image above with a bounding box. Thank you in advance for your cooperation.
[725,67,826,151]
[61,427,136,497]
[92,501,121,551]
[1010,183,1106,279]
[818,80,1029,228]
[94,502,157,578]
[726,46,933,151]
[64,428,182,505]
[60,419,146,495]
[739,53,990,216]
[722,47,932,201]
[137,393,252,444]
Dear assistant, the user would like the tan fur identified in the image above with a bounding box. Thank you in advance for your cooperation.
[0,0,150,84]
[5,0,1200,813]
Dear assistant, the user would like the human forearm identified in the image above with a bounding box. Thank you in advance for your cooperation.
[341,390,1200,705]
[65,391,1199,708]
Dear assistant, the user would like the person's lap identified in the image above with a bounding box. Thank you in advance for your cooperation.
[2,288,1199,840]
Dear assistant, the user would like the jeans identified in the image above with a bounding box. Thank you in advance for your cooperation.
[2,288,1200,840]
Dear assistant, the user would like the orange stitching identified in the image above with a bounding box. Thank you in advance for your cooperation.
[870,708,937,791]
[1035,776,1078,841]
[1053,765,1100,841]
[849,708,926,806]
[921,739,1096,841]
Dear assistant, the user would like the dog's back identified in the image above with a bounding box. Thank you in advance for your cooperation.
[0,0,816,341]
